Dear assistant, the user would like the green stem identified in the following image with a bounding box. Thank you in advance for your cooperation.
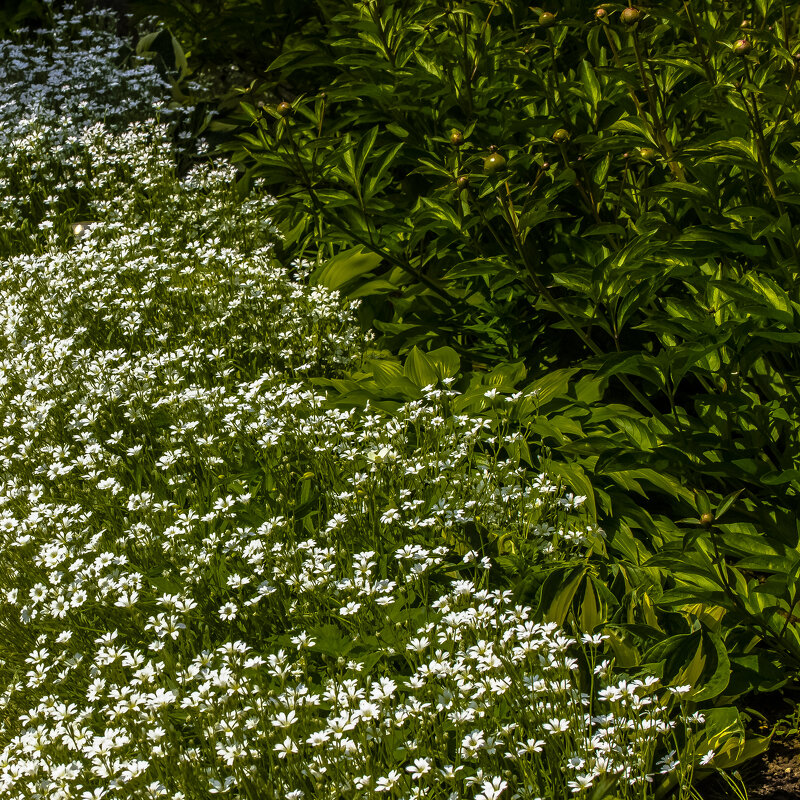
[547,30,570,126]
[469,0,499,83]
[740,63,785,217]
[494,186,678,431]
[682,1,716,87]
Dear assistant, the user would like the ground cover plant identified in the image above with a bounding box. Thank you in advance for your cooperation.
[109,0,800,792]
[0,3,754,799]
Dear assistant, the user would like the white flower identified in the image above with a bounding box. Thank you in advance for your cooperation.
[658,750,680,773]
[339,601,361,616]
[375,769,402,792]
[406,636,430,653]
[517,738,545,756]
[700,750,715,766]
[439,764,464,780]
[271,710,298,729]
[580,633,608,646]
[543,717,571,734]
[306,730,330,747]
[476,777,508,800]
[380,507,401,524]
[406,757,432,779]
[567,774,595,793]
[274,736,299,758]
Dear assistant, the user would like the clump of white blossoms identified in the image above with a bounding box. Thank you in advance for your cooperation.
[0,1,178,253]
[0,4,714,800]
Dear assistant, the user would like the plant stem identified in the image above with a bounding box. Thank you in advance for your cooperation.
[494,187,679,432]
[739,63,784,217]
[469,0,499,82]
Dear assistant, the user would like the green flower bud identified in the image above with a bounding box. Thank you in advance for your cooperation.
[483,153,507,174]
[552,128,570,144]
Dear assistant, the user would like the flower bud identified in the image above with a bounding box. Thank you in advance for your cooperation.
[700,512,714,527]
[539,11,556,27]
[450,130,464,146]
[277,102,293,117]
[733,38,752,57]
[483,153,507,174]
[552,128,570,143]
[620,6,640,25]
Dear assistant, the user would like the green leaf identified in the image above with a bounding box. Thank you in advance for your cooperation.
[761,469,800,485]
[523,368,579,409]
[364,142,405,203]
[608,117,657,144]
[385,122,409,138]
[716,532,785,559]
[355,125,380,182]
[604,627,640,668]
[308,624,355,658]
[735,553,798,573]
[347,278,398,299]
[714,489,744,521]
[612,416,658,451]
[310,245,383,291]
[745,273,794,324]
[547,461,596,524]
[625,468,694,504]
[367,359,404,389]
[579,579,603,632]
[426,346,460,380]
[692,630,731,702]
[404,347,439,388]
[545,568,587,626]
[579,59,601,109]
[711,734,771,771]
[643,630,703,685]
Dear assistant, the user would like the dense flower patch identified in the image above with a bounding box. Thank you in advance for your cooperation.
[0,4,715,799]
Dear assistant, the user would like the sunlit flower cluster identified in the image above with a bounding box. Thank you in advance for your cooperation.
[0,5,711,800]
[0,4,178,253]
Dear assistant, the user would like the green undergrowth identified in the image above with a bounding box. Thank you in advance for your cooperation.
[0,0,797,797]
